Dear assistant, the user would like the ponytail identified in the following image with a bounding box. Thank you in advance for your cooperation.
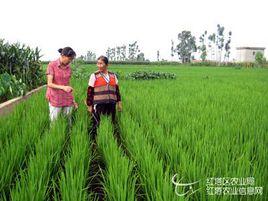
[58,47,76,58]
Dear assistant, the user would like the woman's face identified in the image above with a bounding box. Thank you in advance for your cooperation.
[61,55,74,66]
[97,59,108,71]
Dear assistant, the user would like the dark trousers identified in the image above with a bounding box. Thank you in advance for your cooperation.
[89,103,117,142]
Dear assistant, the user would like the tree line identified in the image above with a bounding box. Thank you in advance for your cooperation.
[77,24,266,64]
[78,41,147,62]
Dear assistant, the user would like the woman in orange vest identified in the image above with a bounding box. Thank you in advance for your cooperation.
[86,56,122,141]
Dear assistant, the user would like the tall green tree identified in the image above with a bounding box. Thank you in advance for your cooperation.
[208,33,216,60]
[106,41,146,62]
[128,41,140,61]
[174,31,197,63]
[224,31,232,62]
[120,45,127,61]
[85,50,96,61]
[198,31,208,61]
[137,52,145,61]
[216,24,225,63]
[207,24,232,63]
[171,40,174,58]
[106,47,111,60]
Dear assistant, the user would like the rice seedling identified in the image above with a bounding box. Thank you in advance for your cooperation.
[0,103,24,149]
[0,65,266,200]
[117,67,268,200]
[0,92,48,198]
[0,89,48,149]
[97,116,136,201]
[10,117,67,201]
[55,108,91,201]
[119,111,179,201]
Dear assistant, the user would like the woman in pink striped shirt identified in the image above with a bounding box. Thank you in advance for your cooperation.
[46,47,78,122]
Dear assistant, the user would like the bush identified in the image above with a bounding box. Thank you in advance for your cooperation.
[113,70,125,80]
[0,39,44,89]
[0,73,27,103]
[255,52,266,67]
[0,39,45,102]
[126,71,176,80]
[72,66,89,79]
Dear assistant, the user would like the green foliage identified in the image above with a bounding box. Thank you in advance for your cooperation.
[206,25,232,62]
[198,31,208,61]
[72,65,90,79]
[113,70,125,80]
[98,117,136,201]
[0,92,49,199]
[255,52,266,66]
[106,41,147,62]
[72,57,86,69]
[0,73,27,102]
[57,109,91,201]
[11,118,67,201]
[190,61,266,68]
[174,30,197,63]
[119,114,178,201]
[0,39,45,102]
[0,65,267,200]
[126,71,176,80]
[120,68,268,200]
[77,50,97,62]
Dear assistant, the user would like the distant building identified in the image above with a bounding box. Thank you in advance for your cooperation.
[236,47,265,62]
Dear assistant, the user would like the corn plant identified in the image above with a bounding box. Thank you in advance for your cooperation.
[0,39,45,102]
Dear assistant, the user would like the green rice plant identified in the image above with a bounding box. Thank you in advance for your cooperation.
[119,68,268,200]
[119,111,179,201]
[0,64,267,200]
[10,117,67,201]
[74,65,268,200]
[0,92,48,198]
[0,89,47,149]
[55,108,91,201]
[97,117,136,201]
[0,103,25,149]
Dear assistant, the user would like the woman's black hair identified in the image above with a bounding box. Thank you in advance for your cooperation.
[58,47,76,58]
[97,55,109,65]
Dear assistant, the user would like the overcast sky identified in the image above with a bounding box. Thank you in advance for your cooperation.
[1,0,267,61]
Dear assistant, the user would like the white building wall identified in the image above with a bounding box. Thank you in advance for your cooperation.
[236,48,265,62]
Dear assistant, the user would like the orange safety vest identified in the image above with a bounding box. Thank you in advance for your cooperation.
[93,71,118,104]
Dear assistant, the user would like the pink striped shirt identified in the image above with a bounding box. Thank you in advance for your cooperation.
[45,58,74,107]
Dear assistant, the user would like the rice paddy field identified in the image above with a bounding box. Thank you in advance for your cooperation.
[0,64,267,201]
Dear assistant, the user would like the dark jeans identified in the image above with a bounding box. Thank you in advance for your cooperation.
[88,103,117,142]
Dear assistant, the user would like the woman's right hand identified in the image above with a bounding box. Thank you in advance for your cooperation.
[87,105,93,113]
[62,86,73,93]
